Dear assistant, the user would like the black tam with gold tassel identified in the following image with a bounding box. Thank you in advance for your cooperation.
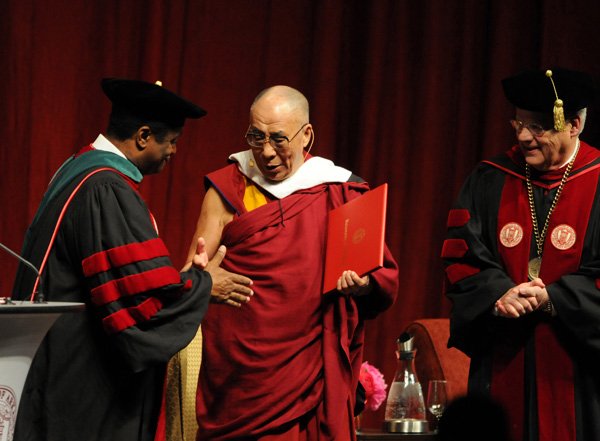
[501,67,595,125]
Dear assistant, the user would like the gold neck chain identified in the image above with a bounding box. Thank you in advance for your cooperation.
[525,139,580,257]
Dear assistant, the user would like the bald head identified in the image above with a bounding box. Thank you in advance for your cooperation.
[247,85,313,182]
[251,85,309,123]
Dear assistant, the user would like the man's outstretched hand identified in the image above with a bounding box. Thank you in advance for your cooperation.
[204,245,254,308]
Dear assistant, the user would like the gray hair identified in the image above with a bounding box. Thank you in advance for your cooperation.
[575,108,587,135]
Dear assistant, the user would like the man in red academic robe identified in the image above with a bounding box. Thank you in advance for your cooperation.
[443,68,600,441]
[185,85,399,440]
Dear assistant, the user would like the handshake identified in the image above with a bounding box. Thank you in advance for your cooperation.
[187,237,254,308]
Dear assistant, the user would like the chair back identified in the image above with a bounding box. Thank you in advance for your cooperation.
[405,318,469,401]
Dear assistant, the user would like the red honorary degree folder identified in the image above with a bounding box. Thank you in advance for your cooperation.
[322,183,388,293]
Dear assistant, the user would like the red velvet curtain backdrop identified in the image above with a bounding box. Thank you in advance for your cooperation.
[1,0,600,428]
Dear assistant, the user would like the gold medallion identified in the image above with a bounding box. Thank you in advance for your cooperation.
[528,257,542,280]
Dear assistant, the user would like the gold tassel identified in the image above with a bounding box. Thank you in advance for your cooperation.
[553,98,566,132]
[545,70,566,131]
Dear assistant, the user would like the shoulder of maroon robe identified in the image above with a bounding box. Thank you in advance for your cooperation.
[204,163,248,215]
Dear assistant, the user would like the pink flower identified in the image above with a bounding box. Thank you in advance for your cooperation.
[359,361,388,411]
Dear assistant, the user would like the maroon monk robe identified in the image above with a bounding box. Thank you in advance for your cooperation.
[196,164,399,440]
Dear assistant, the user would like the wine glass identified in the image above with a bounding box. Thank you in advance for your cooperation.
[427,380,448,430]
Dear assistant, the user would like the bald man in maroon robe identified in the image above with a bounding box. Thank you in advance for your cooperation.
[185,85,399,440]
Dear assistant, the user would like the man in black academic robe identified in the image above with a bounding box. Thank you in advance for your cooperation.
[11,79,253,441]
[443,68,600,441]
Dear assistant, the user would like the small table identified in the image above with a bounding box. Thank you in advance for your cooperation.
[356,429,439,441]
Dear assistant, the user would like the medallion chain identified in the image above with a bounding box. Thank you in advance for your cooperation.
[526,139,580,259]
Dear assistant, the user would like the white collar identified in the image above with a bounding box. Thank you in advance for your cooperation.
[92,134,128,159]
[229,150,352,199]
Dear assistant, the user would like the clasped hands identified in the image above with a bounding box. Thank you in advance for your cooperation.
[191,237,254,308]
[495,277,550,318]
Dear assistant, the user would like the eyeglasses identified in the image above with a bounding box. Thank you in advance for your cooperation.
[245,123,308,150]
[509,119,552,137]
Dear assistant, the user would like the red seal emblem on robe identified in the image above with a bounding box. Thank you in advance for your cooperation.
[499,222,523,248]
[551,224,576,250]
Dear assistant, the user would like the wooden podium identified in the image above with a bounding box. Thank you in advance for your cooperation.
[0,300,84,441]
